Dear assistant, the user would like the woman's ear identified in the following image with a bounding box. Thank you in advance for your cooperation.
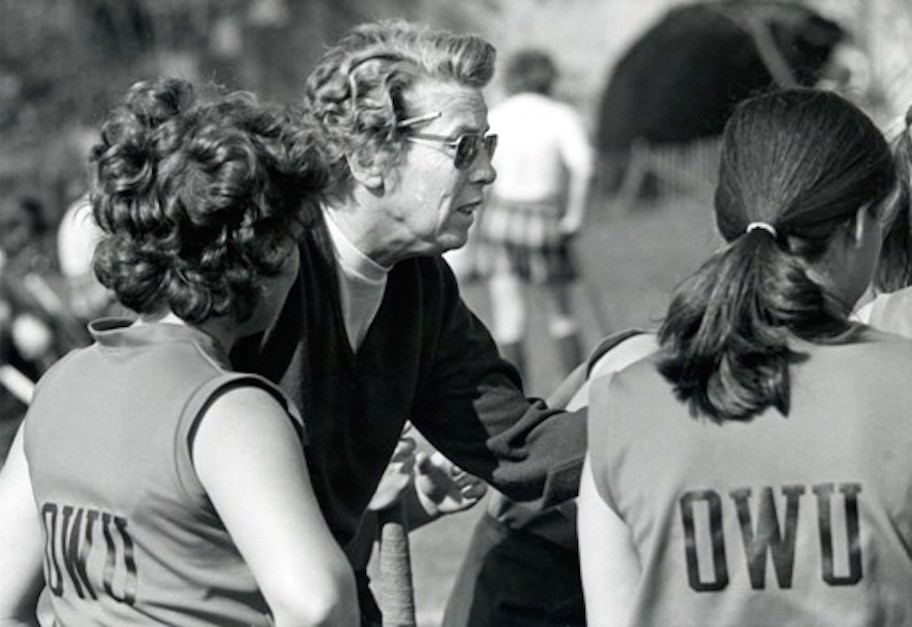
[852,202,881,249]
[346,154,384,191]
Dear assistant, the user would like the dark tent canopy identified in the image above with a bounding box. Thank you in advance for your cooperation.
[596,0,845,152]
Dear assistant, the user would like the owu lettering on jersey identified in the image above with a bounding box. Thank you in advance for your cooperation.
[41,502,138,605]
[680,482,862,591]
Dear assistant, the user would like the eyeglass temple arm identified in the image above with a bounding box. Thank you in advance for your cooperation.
[396,111,442,129]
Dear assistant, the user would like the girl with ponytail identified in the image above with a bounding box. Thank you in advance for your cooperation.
[579,89,912,626]
[659,87,897,422]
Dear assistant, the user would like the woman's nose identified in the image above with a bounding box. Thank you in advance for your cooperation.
[470,151,496,186]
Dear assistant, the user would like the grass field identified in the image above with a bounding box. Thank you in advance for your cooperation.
[374,187,723,625]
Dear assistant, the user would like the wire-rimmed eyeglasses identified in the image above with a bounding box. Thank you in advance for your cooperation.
[397,111,498,170]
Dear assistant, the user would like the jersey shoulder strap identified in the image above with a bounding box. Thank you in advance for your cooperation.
[585,328,648,377]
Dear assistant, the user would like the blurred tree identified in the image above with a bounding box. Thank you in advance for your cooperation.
[0,0,489,219]
[807,0,912,120]
[0,0,228,212]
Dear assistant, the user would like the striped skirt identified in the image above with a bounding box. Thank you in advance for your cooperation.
[476,196,577,285]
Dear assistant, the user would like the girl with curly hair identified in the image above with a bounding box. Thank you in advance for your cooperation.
[0,78,359,626]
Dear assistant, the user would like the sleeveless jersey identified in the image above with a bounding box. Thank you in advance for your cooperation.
[588,329,912,626]
[24,319,303,626]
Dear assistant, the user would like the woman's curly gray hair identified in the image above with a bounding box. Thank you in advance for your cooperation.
[303,20,496,188]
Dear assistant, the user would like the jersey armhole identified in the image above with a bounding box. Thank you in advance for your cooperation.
[588,373,622,513]
[174,373,306,509]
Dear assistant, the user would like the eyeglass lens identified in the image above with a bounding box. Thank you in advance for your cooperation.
[454,134,497,169]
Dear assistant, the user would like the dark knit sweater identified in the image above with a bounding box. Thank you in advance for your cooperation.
[232,223,586,547]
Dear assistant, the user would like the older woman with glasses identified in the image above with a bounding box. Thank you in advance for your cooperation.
[231,20,589,625]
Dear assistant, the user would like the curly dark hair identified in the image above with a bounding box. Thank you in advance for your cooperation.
[90,78,328,324]
[303,20,496,189]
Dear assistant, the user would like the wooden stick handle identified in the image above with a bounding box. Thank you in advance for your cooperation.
[377,500,416,627]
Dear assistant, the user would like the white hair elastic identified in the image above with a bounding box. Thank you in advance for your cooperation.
[746,222,777,238]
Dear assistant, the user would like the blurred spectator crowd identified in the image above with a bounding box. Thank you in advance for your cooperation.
[0,192,117,421]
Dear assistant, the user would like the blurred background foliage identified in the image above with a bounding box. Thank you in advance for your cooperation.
[2,0,912,220]
[0,0,499,212]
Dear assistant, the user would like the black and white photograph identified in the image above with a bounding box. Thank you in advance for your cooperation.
[2,1,912,625]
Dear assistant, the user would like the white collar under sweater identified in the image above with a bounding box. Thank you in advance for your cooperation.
[322,208,390,352]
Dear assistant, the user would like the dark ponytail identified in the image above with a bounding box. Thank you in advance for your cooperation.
[658,89,896,423]
[659,228,851,422]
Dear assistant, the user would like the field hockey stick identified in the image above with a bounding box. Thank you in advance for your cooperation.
[376,499,416,627]
[0,364,35,405]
